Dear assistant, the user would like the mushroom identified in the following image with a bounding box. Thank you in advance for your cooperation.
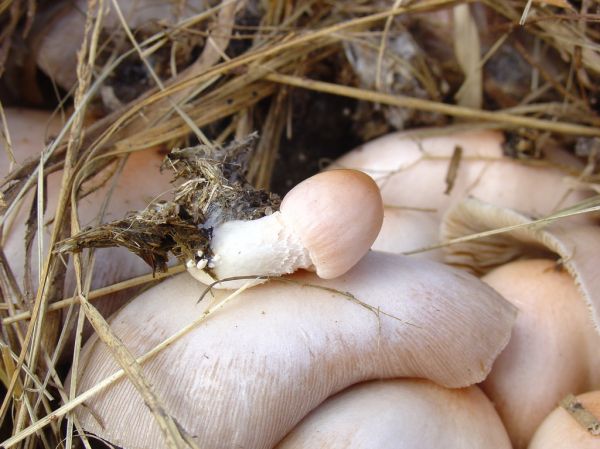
[529,392,600,449]
[186,169,384,288]
[1,108,172,318]
[73,251,516,449]
[275,379,512,449]
[35,0,209,91]
[441,198,600,448]
[333,128,592,257]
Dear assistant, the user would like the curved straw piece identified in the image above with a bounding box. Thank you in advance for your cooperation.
[441,197,600,331]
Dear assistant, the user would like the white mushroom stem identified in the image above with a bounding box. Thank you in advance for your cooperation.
[275,379,512,449]
[187,211,313,285]
[74,251,516,449]
[187,169,384,288]
[529,391,600,449]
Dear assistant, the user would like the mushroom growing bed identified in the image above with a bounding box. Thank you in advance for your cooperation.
[1,1,600,449]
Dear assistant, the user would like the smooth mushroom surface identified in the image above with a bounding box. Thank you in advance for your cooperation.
[73,251,516,449]
[481,259,600,449]
[275,379,512,449]
[529,391,600,449]
[334,128,592,257]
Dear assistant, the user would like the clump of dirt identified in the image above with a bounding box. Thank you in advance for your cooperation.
[55,133,280,273]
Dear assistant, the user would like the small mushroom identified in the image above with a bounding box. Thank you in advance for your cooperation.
[529,392,600,449]
[186,169,384,288]
[334,128,591,257]
[73,251,516,449]
[275,379,512,449]
[441,198,600,448]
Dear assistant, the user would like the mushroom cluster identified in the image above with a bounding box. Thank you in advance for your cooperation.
[3,111,599,449]
[3,2,600,448]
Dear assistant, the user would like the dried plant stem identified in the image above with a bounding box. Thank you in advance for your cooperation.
[2,265,186,325]
[404,197,600,256]
[560,394,600,435]
[264,73,600,137]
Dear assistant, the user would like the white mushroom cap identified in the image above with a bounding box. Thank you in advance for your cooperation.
[529,391,600,449]
[275,379,512,449]
[74,251,516,449]
[187,169,384,288]
[334,128,592,258]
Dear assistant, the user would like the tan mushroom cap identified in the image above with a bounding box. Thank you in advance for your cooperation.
[481,259,598,449]
[442,197,600,330]
[74,251,515,449]
[529,391,600,449]
[441,199,600,448]
[275,379,512,449]
[280,169,383,279]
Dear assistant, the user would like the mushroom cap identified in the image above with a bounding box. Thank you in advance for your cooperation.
[441,198,600,330]
[481,259,597,449]
[275,379,512,449]
[74,251,515,449]
[529,391,600,449]
[280,169,383,279]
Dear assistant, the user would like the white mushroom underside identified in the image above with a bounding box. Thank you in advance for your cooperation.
[187,212,313,287]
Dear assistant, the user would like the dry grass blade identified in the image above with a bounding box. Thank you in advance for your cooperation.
[77,294,198,449]
[560,394,600,436]
[453,4,482,108]
[2,265,186,325]
[265,73,600,136]
[404,196,600,255]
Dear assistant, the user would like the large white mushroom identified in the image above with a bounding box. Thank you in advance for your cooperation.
[334,128,592,257]
[275,379,512,449]
[72,251,516,449]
